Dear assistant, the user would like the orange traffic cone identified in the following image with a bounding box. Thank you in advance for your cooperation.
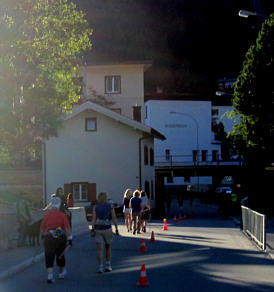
[150,231,155,243]
[178,214,183,221]
[137,264,149,287]
[183,214,187,220]
[163,218,168,230]
[140,238,147,253]
[173,215,177,223]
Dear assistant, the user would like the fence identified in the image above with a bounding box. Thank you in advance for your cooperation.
[241,206,266,250]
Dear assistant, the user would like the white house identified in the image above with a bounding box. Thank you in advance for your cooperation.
[43,101,165,207]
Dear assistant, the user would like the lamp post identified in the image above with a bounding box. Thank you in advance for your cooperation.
[170,111,199,188]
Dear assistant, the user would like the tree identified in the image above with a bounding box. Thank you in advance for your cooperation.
[0,0,92,164]
[230,13,274,167]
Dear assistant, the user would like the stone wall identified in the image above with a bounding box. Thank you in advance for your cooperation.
[0,167,43,207]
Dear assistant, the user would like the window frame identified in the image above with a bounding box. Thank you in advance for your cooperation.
[150,148,154,166]
[85,118,97,132]
[72,182,88,201]
[144,145,148,165]
[104,75,121,94]
[202,150,208,162]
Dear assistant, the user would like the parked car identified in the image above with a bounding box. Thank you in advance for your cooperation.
[85,199,123,221]
[215,186,232,194]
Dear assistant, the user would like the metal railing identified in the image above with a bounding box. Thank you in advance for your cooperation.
[155,154,244,167]
[241,206,266,250]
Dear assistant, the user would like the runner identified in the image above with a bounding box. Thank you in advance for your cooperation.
[40,196,72,283]
[122,189,132,232]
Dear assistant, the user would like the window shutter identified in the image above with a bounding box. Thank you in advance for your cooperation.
[64,183,72,197]
[88,183,96,203]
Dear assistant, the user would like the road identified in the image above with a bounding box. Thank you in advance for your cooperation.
[0,203,273,292]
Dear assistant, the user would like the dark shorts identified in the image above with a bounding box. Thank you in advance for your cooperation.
[141,209,150,220]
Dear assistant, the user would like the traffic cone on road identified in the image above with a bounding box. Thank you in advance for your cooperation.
[173,215,177,223]
[137,264,149,287]
[140,238,147,253]
[183,214,188,220]
[163,218,168,230]
[150,231,155,243]
[178,214,183,221]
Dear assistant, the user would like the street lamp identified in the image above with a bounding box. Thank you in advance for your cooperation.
[170,111,199,188]
[216,91,233,97]
[238,10,260,18]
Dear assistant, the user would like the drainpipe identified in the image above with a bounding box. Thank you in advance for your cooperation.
[139,135,150,190]
[42,142,47,206]
[139,136,146,190]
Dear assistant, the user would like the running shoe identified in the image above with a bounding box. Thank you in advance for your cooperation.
[105,263,112,272]
[58,269,67,279]
[97,265,104,274]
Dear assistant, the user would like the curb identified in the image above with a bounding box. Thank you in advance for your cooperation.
[0,252,44,281]
[0,227,89,281]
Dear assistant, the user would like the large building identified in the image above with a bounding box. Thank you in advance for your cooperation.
[144,94,239,189]
[43,61,165,206]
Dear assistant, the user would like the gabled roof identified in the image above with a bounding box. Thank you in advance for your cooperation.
[66,101,165,140]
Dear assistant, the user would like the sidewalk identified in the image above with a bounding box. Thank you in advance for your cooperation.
[0,221,89,281]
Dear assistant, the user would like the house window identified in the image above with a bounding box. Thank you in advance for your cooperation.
[85,118,97,132]
[192,150,199,162]
[165,149,170,160]
[212,150,219,161]
[184,175,190,183]
[72,183,88,201]
[144,146,148,165]
[105,75,121,94]
[202,150,208,162]
[133,105,142,122]
[150,148,154,166]
[150,180,154,200]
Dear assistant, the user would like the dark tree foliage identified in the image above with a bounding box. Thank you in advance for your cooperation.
[231,13,274,166]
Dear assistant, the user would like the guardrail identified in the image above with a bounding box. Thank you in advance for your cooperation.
[241,206,266,250]
[155,154,244,167]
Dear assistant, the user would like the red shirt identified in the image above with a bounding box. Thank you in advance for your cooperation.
[67,198,74,208]
[41,210,70,234]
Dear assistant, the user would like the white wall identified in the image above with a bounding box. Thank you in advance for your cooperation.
[145,100,220,163]
[45,110,153,204]
[84,64,145,121]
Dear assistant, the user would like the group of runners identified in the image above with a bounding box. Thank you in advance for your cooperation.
[39,187,151,282]
[122,189,151,235]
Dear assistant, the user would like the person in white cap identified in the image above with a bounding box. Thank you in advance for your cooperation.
[40,196,72,283]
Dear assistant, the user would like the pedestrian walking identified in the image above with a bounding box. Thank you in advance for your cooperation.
[129,190,142,235]
[66,193,74,208]
[140,190,151,233]
[122,188,132,232]
[55,187,72,228]
[90,192,119,274]
[40,196,72,283]
[175,192,184,218]
[16,192,32,247]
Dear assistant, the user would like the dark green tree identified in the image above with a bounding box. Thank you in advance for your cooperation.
[0,0,92,164]
[230,13,274,167]
[228,14,274,213]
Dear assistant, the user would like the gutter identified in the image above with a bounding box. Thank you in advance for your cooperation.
[42,142,47,206]
[138,136,148,190]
